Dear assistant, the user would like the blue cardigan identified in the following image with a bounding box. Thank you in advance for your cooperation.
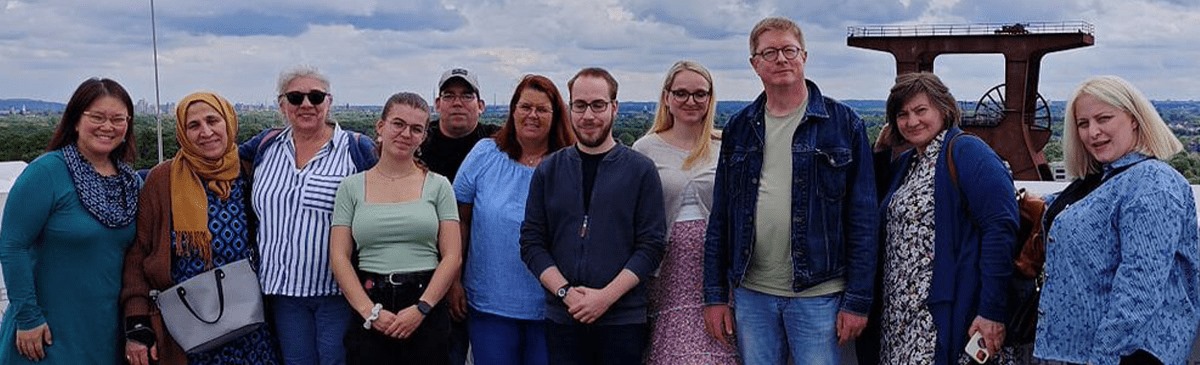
[879,129,1018,364]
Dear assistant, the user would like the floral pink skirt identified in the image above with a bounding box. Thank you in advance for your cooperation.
[647,219,740,365]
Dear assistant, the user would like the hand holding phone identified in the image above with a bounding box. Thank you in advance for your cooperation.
[964,331,990,364]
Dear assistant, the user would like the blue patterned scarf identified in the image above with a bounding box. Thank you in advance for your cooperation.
[61,144,140,228]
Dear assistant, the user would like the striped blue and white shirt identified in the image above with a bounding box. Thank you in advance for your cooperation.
[253,125,359,297]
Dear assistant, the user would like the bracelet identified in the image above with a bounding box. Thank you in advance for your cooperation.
[362,303,383,330]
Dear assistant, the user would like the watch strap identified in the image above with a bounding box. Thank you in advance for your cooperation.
[416,300,433,316]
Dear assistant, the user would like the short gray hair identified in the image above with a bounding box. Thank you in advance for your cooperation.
[276,65,331,96]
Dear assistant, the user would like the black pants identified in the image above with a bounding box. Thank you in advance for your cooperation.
[545,321,648,365]
[345,271,451,365]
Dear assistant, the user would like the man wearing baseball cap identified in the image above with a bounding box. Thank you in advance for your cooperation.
[426,67,499,365]
[422,68,500,183]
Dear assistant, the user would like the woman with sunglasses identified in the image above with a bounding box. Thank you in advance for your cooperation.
[450,74,575,365]
[120,92,282,365]
[0,78,140,364]
[633,61,737,365]
[330,92,461,364]
[238,66,376,365]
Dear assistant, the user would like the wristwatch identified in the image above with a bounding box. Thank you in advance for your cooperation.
[416,300,433,316]
[555,284,571,301]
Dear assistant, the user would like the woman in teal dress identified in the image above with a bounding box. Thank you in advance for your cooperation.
[0,78,141,364]
[120,92,281,365]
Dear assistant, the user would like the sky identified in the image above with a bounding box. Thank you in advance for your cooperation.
[1,0,1199,108]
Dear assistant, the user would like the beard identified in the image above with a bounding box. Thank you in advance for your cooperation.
[574,121,614,148]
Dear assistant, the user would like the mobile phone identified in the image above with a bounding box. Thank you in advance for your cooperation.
[964,331,990,364]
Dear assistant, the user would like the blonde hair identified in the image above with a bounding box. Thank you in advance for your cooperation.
[1062,75,1183,177]
[749,17,805,54]
[647,60,719,170]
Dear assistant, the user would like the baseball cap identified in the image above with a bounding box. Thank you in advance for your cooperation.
[438,68,480,94]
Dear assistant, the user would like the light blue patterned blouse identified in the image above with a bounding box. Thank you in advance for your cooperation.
[1034,152,1200,365]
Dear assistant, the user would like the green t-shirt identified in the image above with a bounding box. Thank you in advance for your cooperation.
[744,101,845,297]
[331,172,459,274]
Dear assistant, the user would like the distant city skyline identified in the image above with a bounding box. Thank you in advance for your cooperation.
[2,0,1199,105]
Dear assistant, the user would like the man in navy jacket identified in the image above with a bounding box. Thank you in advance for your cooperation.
[520,67,666,365]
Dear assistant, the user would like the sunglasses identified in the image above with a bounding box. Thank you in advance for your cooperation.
[280,90,329,106]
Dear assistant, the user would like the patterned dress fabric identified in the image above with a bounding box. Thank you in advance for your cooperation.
[880,133,942,365]
[647,219,739,365]
[171,179,280,365]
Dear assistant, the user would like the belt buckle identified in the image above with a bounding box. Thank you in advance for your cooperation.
[385,273,405,286]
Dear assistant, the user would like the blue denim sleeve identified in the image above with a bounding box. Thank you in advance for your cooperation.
[839,113,880,316]
[703,122,738,305]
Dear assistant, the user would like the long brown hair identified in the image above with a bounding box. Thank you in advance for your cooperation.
[494,74,575,161]
[47,78,137,163]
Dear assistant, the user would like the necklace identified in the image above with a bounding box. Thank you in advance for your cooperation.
[374,168,418,181]
[521,154,543,167]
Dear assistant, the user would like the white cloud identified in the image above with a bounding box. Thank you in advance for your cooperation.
[1,0,1198,107]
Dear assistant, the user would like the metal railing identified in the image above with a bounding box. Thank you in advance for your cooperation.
[848,21,1094,38]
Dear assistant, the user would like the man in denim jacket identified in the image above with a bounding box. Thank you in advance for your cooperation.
[702,17,879,365]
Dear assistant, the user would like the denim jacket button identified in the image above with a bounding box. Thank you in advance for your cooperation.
[751,178,758,184]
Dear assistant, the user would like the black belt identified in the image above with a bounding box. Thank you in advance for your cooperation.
[361,270,434,287]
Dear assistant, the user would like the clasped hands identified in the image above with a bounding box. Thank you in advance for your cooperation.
[563,286,620,324]
[366,305,426,340]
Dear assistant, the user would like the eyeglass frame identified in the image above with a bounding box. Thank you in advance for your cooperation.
[439,92,479,103]
[516,103,553,116]
[569,99,613,114]
[81,110,131,126]
[666,89,711,104]
[382,118,428,136]
[280,90,330,106]
[752,46,804,62]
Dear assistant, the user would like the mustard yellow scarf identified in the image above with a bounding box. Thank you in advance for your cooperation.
[172,92,240,266]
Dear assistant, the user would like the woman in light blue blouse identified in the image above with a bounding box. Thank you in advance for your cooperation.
[451,74,574,365]
[1036,75,1200,365]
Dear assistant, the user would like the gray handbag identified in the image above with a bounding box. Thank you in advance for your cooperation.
[153,258,265,354]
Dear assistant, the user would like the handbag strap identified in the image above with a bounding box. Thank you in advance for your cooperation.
[175,266,228,324]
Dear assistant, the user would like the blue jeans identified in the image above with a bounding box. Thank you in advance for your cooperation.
[269,295,354,365]
[468,308,548,365]
[544,321,647,365]
[733,287,840,365]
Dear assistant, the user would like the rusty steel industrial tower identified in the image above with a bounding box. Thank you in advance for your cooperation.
[848,22,1094,180]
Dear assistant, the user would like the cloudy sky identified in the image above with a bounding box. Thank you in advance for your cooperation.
[1,0,1198,107]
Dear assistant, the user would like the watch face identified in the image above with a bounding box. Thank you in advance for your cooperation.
[557,287,568,298]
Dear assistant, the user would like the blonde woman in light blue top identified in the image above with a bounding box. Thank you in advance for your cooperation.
[1036,75,1200,365]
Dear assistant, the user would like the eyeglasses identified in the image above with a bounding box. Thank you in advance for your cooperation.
[385,119,427,135]
[439,93,478,103]
[280,90,329,106]
[570,100,611,113]
[81,111,130,126]
[753,46,803,62]
[517,103,553,116]
[668,89,711,103]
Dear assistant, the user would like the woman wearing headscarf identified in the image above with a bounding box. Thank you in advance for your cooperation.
[0,78,140,365]
[120,92,281,365]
